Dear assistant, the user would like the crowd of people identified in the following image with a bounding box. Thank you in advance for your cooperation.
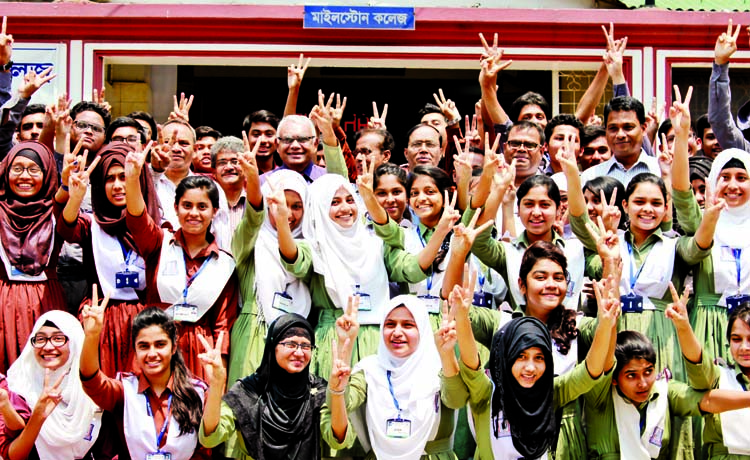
[3,13,750,460]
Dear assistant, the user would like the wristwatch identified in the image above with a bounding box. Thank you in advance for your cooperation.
[0,61,13,72]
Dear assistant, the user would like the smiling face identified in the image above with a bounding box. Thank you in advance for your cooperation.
[248,122,278,159]
[275,335,312,373]
[134,325,175,380]
[105,164,127,207]
[579,136,611,171]
[214,150,244,190]
[269,190,304,231]
[8,155,44,199]
[716,167,750,208]
[613,357,656,404]
[606,110,645,163]
[409,174,443,228]
[32,326,70,371]
[518,104,547,128]
[329,186,358,229]
[584,188,605,221]
[519,258,567,317]
[278,120,317,173]
[623,182,666,235]
[519,185,557,240]
[164,124,195,176]
[701,128,722,159]
[193,136,216,174]
[505,127,543,183]
[405,126,442,170]
[511,346,546,388]
[175,188,217,236]
[730,318,750,371]
[374,174,407,222]
[383,306,420,359]
[691,178,707,209]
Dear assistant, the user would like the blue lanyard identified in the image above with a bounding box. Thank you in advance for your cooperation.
[182,256,212,300]
[144,393,172,451]
[733,248,742,290]
[415,226,433,292]
[386,370,402,417]
[118,240,134,267]
[626,241,648,291]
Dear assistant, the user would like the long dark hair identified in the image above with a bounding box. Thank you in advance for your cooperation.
[516,174,561,208]
[175,175,220,209]
[408,165,452,272]
[727,303,750,344]
[614,330,657,379]
[132,307,203,435]
[583,176,627,230]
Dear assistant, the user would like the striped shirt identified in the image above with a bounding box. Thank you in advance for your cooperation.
[580,150,660,188]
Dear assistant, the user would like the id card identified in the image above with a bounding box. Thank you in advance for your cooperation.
[566,280,576,298]
[272,291,293,313]
[115,270,139,289]
[172,303,199,322]
[494,416,512,438]
[649,426,664,447]
[418,295,441,314]
[726,294,750,313]
[621,293,644,313]
[357,293,372,311]
[146,453,172,460]
[83,423,95,441]
[473,291,493,308]
[386,418,411,438]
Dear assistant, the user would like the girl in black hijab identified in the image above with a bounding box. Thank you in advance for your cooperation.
[199,313,327,459]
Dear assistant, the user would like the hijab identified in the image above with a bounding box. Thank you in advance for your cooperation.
[706,148,750,247]
[254,170,312,323]
[222,314,326,460]
[90,142,160,253]
[354,295,442,460]
[0,141,58,276]
[490,316,555,460]
[7,311,101,459]
[303,173,389,325]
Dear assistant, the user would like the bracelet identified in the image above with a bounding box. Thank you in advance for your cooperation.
[327,386,346,395]
[61,184,69,192]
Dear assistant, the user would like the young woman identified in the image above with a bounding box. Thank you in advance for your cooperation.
[278,173,426,376]
[581,176,626,231]
[0,310,105,460]
[372,162,409,225]
[57,141,160,377]
[324,295,458,459]
[0,141,71,373]
[81,305,209,460]
[201,313,328,459]
[124,146,238,381]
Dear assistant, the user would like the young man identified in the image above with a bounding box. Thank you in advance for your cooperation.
[105,116,144,149]
[695,114,722,159]
[192,125,221,176]
[658,119,700,157]
[17,104,45,141]
[70,101,110,158]
[544,114,584,174]
[243,110,279,175]
[578,125,612,171]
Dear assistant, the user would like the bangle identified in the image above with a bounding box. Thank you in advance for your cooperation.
[61,184,69,192]
[327,386,345,396]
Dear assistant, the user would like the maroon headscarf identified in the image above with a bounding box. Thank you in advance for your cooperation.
[90,142,161,252]
[0,141,59,276]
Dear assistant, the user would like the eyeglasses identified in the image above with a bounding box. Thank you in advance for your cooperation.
[21,122,44,131]
[112,135,140,145]
[74,120,105,134]
[9,165,43,177]
[277,341,314,352]
[582,146,610,155]
[216,159,240,169]
[408,140,439,149]
[506,140,540,150]
[31,335,69,348]
[279,136,315,145]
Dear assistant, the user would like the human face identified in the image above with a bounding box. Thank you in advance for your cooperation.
[111,126,141,149]
[72,111,106,153]
[519,258,567,317]
[716,167,750,208]
[511,346,546,388]
[606,110,645,162]
[105,164,127,207]
[729,318,750,370]
[329,186,358,228]
[623,182,666,235]
[275,335,312,373]
[547,125,580,171]
[9,156,43,198]
[134,325,175,380]
[193,136,216,174]
[175,188,217,236]
[518,104,547,128]
[519,186,557,240]
[374,174,407,222]
[277,120,316,173]
[248,122,278,159]
[214,151,244,190]
[19,113,45,141]
[383,306,420,359]
[691,178,707,209]
[409,175,443,228]
[405,126,442,170]
[701,128,722,159]
[665,127,700,157]
[354,132,390,176]
[32,326,70,371]
[268,190,304,231]
[579,136,611,171]
[164,124,195,175]
[505,127,543,182]
[613,358,656,404]
[420,114,448,149]
[134,119,153,140]
[584,188,606,221]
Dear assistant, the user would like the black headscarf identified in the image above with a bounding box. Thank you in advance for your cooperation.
[222,313,327,460]
[490,317,556,460]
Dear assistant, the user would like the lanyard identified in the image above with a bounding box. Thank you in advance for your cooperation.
[626,241,650,291]
[118,240,134,268]
[386,370,402,417]
[733,248,742,291]
[144,393,173,451]
[415,226,433,292]
[182,256,212,301]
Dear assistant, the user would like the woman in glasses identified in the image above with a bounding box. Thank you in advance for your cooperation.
[0,310,108,460]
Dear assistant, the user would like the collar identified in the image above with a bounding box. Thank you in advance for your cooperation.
[276,161,315,178]
[172,229,220,260]
[732,362,750,388]
[137,372,175,397]
[515,230,565,249]
[227,191,246,209]
[605,149,651,173]
[417,222,435,240]
[624,227,665,248]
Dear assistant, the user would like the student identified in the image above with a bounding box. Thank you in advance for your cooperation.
[324,295,458,459]
[58,141,160,377]
[200,313,328,460]
[81,305,209,460]
[371,162,409,226]
[124,146,238,381]
[0,311,106,460]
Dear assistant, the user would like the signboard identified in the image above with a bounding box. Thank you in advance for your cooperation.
[304,6,415,30]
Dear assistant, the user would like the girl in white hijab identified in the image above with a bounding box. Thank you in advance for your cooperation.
[1,310,103,460]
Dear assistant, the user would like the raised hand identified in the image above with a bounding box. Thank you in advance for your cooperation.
[715,19,741,65]
[434,301,457,355]
[33,369,66,420]
[198,331,226,387]
[335,295,360,348]
[664,282,690,326]
[329,337,352,393]
[465,114,481,150]
[355,151,376,198]
[586,114,603,126]
[448,265,477,319]
[478,33,512,87]
[151,125,174,172]
[310,90,335,133]
[368,101,388,130]
[669,85,693,135]
[593,274,620,327]
[0,17,13,67]
[436,190,461,235]
[67,149,102,202]
[434,88,460,123]
[92,87,111,114]
[599,189,622,233]
[452,209,494,256]
[19,67,56,99]
[81,284,111,338]
[240,131,261,181]
[657,134,674,179]
[169,93,193,123]
[602,22,627,83]
[126,140,153,179]
[585,215,620,260]
[266,180,291,225]
[556,133,579,176]
[287,53,311,90]
[453,135,473,183]
[60,135,85,188]
[703,183,727,221]
[330,94,347,130]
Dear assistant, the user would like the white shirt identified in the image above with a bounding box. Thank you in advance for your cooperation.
[580,150,660,188]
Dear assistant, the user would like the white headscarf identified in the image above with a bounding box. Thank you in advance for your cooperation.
[254,170,312,323]
[706,148,750,246]
[7,311,102,460]
[303,174,389,324]
[354,295,442,460]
